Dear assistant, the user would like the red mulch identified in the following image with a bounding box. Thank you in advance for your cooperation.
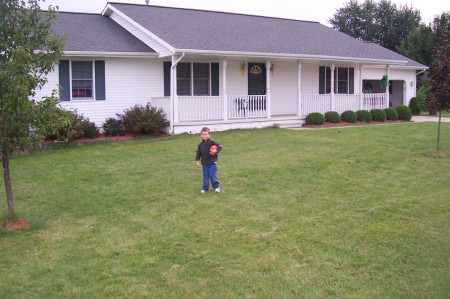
[3,219,30,231]
[302,120,409,128]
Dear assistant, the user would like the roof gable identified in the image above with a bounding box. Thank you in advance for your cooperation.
[53,12,154,55]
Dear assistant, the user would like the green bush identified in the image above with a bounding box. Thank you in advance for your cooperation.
[341,110,357,123]
[416,86,429,112]
[52,111,98,142]
[119,103,168,134]
[370,109,386,122]
[305,112,325,125]
[383,108,399,120]
[409,97,421,115]
[395,105,412,121]
[324,111,341,123]
[102,118,125,136]
[356,110,372,122]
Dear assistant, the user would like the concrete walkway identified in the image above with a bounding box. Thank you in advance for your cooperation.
[411,116,450,122]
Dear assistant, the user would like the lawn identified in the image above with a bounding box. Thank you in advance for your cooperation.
[1,123,449,298]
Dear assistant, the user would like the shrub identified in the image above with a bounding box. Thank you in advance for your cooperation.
[119,103,168,134]
[370,109,386,122]
[409,97,421,115]
[356,110,372,122]
[52,111,98,142]
[80,121,100,138]
[417,86,430,112]
[383,108,399,120]
[395,105,412,121]
[305,112,325,125]
[341,110,357,123]
[324,111,341,123]
[102,118,125,136]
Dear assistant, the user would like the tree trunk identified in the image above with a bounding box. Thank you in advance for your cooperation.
[436,110,442,153]
[2,144,15,219]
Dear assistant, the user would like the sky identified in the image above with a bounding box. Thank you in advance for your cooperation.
[40,0,448,26]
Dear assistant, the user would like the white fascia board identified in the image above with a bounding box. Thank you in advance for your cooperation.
[176,48,408,66]
[103,4,175,56]
[63,51,159,58]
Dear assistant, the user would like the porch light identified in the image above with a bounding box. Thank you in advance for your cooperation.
[241,63,246,75]
[270,63,275,75]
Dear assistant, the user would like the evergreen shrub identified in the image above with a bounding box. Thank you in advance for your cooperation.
[324,111,341,123]
[395,105,412,121]
[305,112,325,125]
[408,97,421,115]
[341,110,357,123]
[383,108,399,120]
[370,109,386,122]
[356,110,372,122]
[119,103,168,134]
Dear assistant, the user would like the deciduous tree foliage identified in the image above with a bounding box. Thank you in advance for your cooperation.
[328,0,421,53]
[428,28,450,153]
[0,0,68,219]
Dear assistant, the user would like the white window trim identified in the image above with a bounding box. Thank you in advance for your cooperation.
[69,60,96,101]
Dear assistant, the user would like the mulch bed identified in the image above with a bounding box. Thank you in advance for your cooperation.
[302,119,410,128]
[3,219,30,231]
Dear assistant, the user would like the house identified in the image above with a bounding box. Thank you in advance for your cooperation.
[36,2,428,134]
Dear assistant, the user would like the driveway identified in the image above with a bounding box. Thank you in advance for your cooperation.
[412,116,450,122]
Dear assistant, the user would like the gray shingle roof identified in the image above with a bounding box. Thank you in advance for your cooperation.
[108,3,425,68]
[53,12,154,53]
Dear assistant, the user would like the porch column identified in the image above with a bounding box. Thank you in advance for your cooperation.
[331,64,335,111]
[266,60,272,119]
[385,65,390,108]
[171,55,179,124]
[359,64,363,110]
[222,59,228,121]
[297,61,302,117]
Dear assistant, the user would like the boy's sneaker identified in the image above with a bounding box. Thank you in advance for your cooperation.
[214,188,220,193]
[201,190,207,193]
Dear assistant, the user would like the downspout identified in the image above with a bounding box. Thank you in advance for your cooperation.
[170,52,185,134]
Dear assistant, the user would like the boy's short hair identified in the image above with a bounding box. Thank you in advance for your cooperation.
[201,127,210,133]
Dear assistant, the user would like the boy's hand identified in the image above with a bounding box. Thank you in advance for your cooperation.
[210,149,217,155]
[196,161,201,168]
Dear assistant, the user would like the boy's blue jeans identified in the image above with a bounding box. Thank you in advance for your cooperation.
[202,162,220,191]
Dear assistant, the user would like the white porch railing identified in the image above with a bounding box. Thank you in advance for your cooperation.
[301,94,332,114]
[363,93,386,110]
[152,93,387,123]
[178,96,223,121]
[301,93,387,115]
[228,95,267,119]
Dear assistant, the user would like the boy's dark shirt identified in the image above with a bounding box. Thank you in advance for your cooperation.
[196,138,222,165]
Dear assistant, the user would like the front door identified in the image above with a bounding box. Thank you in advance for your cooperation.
[248,63,266,95]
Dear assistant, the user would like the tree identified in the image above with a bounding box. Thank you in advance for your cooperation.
[328,0,421,53]
[0,0,69,220]
[428,28,450,154]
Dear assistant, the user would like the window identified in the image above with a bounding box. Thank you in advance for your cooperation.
[176,63,212,96]
[72,61,93,98]
[319,66,354,94]
[59,60,105,101]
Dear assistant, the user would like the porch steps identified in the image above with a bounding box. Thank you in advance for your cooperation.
[274,119,305,129]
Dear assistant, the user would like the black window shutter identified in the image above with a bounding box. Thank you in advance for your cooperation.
[59,60,70,101]
[349,68,354,94]
[211,63,219,96]
[164,61,171,97]
[319,66,325,94]
[95,61,105,100]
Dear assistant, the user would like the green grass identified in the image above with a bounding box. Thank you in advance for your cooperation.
[1,123,449,298]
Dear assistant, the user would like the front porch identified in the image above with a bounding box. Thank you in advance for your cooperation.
[151,93,387,133]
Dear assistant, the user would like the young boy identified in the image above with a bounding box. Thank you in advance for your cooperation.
[195,127,222,193]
